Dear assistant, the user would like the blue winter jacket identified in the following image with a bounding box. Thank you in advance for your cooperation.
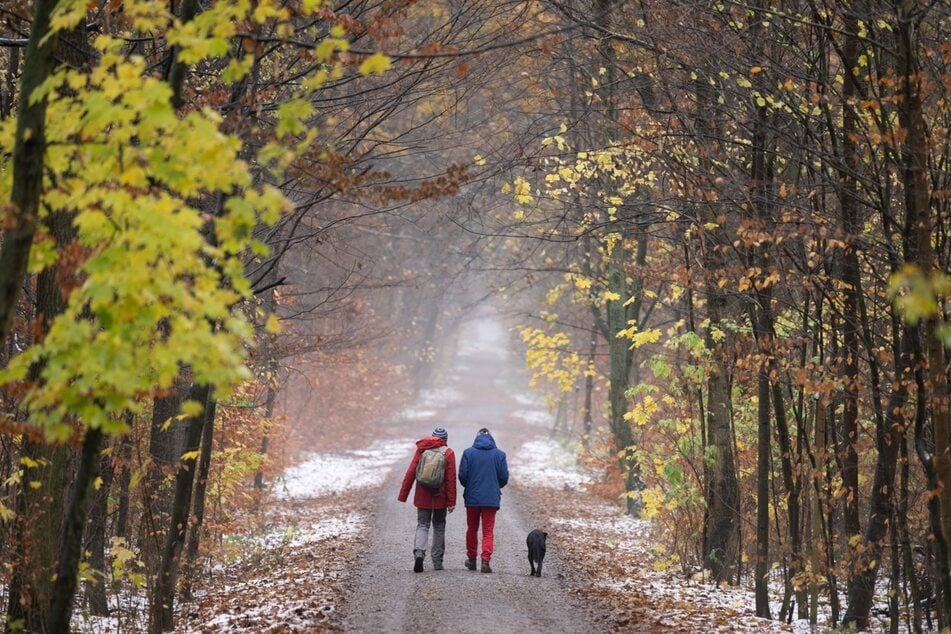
[458,433,509,508]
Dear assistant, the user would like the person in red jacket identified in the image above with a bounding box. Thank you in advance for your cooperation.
[397,427,457,572]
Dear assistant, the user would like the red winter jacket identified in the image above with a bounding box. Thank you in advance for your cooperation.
[397,436,457,509]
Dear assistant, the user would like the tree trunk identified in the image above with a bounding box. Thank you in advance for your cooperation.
[595,0,642,514]
[149,382,212,633]
[703,280,740,584]
[5,441,69,633]
[254,282,279,490]
[182,397,217,600]
[2,14,90,620]
[693,73,740,585]
[755,365,771,616]
[894,0,951,625]
[835,8,864,544]
[144,379,190,580]
[114,427,134,539]
[0,0,58,347]
[843,323,910,627]
[582,334,596,442]
[5,195,79,634]
[844,4,948,625]
[84,442,116,615]
[773,377,806,617]
[47,427,105,632]
[898,435,924,633]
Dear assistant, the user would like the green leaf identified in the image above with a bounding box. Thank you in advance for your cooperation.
[180,399,205,418]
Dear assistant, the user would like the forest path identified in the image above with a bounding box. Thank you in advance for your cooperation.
[342,317,597,633]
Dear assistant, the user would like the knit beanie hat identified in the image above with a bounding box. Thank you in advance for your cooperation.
[432,427,448,440]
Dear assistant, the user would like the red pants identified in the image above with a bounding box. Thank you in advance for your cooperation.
[465,506,497,562]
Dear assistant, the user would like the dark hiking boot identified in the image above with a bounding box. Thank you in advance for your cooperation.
[481,560,492,574]
[464,558,476,570]
[432,561,444,571]
[414,556,424,573]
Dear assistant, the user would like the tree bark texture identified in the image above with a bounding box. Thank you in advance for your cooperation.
[703,286,740,584]
[0,0,58,349]
[4,441,69,633]
[84,442,116,615]
[149,382,212,633]
[46,427,105,632]
[693,74,741,585]
[182,397,217,600]
[755,367,771,616]
[835,8,864,544]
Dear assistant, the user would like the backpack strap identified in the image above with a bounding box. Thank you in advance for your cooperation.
[433,446,448,502]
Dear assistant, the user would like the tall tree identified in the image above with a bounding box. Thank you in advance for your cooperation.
[0,0,58,348]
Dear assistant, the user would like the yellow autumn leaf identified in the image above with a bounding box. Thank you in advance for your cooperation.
[265,313,282,334]
[180,399,205,418]
[512,176,533,204]
[359,52,392,76]
[629,328,662,349]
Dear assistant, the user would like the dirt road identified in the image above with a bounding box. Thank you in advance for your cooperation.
[342,318,596,633]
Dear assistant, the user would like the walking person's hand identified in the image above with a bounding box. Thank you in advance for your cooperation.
[448,505,455,514]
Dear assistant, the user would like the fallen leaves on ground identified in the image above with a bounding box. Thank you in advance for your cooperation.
[513,483,798,633]
[177,490,373,632]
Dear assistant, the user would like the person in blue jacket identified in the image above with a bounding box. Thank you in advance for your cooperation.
[458,427,509,573]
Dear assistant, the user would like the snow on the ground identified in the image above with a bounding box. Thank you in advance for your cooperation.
[73,589,148,633]
[187,505,361,634]
[511,438,590,489]
[252,511,365,551]
[274,438,410,499]
[511,408,552,428]
[419,386,464,406]
[399,406,437,419]
[512,392,546,408]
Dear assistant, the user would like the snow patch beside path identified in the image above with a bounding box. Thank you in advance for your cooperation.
[512,408,552,428]
[511,439,590,490]
[249,512,365,553]
[512,392,546,408]
[287,513,363,545]
[275,439,410,499]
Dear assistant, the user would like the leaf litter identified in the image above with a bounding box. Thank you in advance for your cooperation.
[510,435,895,633]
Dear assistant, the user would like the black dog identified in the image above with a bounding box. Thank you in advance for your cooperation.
[527,529,547,577]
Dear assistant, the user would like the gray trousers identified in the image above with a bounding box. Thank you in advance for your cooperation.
[414,508,447,563]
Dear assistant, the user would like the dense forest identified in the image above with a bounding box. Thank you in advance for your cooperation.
[1,0,950,632]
